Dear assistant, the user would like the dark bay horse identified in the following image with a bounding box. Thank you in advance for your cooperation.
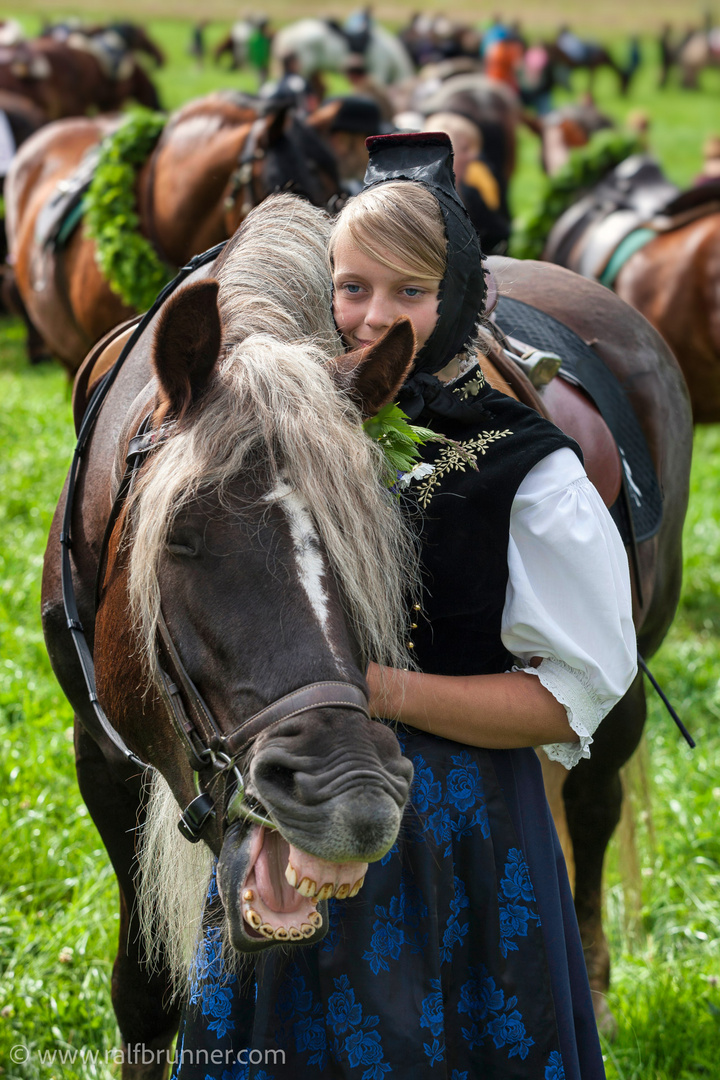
[42,195,417,1077]
[5,94,340,373]
[41,195,690,1068]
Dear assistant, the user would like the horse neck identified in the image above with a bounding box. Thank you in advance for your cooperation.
[149,120,255,267]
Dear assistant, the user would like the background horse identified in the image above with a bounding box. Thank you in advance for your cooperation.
[0,35,160,119]
[485,256,692,1031]
[271,17,414,84]
[536,137,720,423]
[42,195,418,1077]
[5,94,340,372]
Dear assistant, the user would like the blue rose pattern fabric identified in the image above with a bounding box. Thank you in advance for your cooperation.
[172,732,583,1080]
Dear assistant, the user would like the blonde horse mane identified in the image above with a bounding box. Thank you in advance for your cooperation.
[132,193,418,994]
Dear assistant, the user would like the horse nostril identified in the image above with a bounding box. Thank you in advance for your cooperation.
[253,759,296,797]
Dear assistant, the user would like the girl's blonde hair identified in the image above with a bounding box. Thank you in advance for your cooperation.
[329,180,447,281]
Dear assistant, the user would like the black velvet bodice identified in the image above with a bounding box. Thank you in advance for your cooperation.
[405,363,581,677]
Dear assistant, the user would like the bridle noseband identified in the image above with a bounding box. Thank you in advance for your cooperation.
[61,246,372,846]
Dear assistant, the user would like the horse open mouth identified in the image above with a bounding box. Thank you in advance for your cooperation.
[239,825,367,942]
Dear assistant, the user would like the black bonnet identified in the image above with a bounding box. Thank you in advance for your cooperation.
[363,132,486,376]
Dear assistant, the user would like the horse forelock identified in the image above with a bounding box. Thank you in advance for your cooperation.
[127,193,418,686]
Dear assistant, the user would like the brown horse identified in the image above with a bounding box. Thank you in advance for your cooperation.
[0,36,160,119]
[538,143,720,423]
[5,93,340,373]
[42,195,418,1078]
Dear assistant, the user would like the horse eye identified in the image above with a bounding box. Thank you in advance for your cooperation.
[166,532,201,558]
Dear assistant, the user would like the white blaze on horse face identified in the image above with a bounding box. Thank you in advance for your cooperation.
[267,481,347,673]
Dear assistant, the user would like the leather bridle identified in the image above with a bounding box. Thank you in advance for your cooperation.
[223,117,267,233]
[61,245,372,845]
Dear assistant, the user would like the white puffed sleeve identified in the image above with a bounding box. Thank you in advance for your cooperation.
[502,447,637,769]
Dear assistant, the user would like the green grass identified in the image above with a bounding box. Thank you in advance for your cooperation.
[1,14,720,1078]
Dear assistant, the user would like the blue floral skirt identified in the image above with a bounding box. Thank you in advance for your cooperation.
[172,730,605,1080]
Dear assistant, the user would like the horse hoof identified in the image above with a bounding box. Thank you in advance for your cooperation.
[591,991,618,1040]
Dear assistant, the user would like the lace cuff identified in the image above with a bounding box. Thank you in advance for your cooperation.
[515,657,605,770]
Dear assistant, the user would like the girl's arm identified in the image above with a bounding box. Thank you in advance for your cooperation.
[367,662,575,748]
[368,448,637,757]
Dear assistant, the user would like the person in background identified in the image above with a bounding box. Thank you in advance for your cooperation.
[424,111,511,252]
[187,21,208,69]
[344,54,395,122]
[247,16,273,84]
[693,134,720,186]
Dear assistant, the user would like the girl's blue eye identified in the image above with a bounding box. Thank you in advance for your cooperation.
[403,287,422,298]
[344,283,361,294]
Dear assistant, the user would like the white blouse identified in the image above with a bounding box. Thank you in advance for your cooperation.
[503,446,637,769]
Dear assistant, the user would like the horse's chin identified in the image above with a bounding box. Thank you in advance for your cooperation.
[216,821,367,952]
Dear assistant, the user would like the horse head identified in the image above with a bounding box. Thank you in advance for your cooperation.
[222,104,341,236]
[92,196,416,975]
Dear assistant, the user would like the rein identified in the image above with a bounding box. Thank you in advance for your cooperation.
[61,243,373,843]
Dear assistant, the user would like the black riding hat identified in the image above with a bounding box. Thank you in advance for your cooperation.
[363,132,486,378]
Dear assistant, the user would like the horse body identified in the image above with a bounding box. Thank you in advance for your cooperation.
[5,95,340,372]
[613,216,720,423]
[271,18,414,84]
[0,37,160,119]
[538,146,720,423]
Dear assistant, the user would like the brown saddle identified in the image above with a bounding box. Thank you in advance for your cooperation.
[481,338,622,509]
[545,155,720,283]
[72,315,142,435]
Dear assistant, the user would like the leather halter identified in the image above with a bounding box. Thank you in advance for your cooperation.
[61,244,373,843]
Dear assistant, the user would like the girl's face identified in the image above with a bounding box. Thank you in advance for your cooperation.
[332,234,440,354]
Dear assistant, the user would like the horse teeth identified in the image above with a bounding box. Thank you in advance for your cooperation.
[308,910,323,929]
[316,883,334,901]
[335,883,350,900]
[349,876,365,897]
[259,924,274,938]
[242,889,254,902]
[273,927,289,941]
[300,923,315,938]
[244,908,262,929]
[285,865,298,889]
[297,877,316,897]
[288,927,303,940]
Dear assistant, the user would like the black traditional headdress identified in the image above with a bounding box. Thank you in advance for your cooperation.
[363,132,487,379]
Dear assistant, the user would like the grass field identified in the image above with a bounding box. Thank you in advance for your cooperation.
[1,9,720,1078]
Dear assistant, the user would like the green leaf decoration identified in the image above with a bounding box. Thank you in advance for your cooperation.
[84,108,171,312]
[363,402,436,481]
[510,129,644,262]
[363,401,477,488]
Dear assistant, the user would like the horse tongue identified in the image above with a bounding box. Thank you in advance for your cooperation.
[254,831,305,913]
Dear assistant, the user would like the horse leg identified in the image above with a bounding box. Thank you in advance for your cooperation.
[562,671,647,1037]
[0,266,53,363]
[75,723,180,1079]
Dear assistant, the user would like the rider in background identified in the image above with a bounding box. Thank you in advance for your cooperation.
[424,112,511,252]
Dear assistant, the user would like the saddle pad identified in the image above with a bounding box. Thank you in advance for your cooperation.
[34,144,102,251]
[599,226,656,288]
[494,295,662,544]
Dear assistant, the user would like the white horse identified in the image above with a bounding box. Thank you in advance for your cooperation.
[271,18,414,85]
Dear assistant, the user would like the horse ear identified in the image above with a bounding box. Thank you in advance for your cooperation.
[329,318,416,419]
[265,102,292,143]
[152,279,222,420]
